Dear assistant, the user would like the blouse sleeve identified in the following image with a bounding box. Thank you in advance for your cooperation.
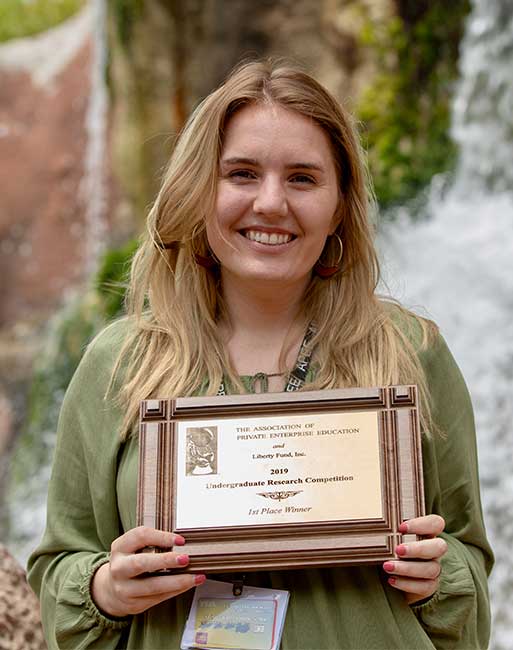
[27,323,132,649]
[412,332,494,649]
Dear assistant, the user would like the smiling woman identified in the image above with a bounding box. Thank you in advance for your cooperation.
[210,104,339,293]
[27,59,493,650]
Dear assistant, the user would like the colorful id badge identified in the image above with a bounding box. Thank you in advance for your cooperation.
[181,579,289,650]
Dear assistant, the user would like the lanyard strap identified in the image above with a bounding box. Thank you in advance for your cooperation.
[217,322,317,396]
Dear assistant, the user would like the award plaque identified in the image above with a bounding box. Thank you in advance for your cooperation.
[136,385,424,573]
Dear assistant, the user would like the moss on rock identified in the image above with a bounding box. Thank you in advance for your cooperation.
[111,0,144,49]
[0,0,84,42]
[95,238,138,320]
[356,1,470,207]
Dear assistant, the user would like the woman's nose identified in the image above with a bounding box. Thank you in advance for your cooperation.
[253,177,288,217]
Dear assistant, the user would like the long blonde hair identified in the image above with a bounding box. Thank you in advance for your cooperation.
[110,59,437,437]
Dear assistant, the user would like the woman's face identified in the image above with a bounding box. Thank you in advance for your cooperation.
[207,103,340,294]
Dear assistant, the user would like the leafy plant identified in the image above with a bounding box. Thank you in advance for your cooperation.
[95,238,138,320]
[357,1,470,208]
[0,0,84,42]
[112,0,144,48]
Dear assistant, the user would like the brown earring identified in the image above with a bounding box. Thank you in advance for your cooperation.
[193,238,220,269]
[313,233,343,278]
[194,252,218,269]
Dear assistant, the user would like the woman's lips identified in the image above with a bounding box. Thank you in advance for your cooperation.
[242,229,294,245]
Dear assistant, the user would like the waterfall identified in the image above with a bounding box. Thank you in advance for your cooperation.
[80,0,109,271]
[380,1,513,646]
[452,0,513,193]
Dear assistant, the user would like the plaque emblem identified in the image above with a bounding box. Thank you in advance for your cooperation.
[257,490,302,501]
[186,426,218,475]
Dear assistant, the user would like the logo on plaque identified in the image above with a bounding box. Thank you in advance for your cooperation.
[186,426,218,476]
[257,490,303,502]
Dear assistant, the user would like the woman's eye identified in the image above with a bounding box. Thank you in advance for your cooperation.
[290,174,315,184]
[230,169,256,180]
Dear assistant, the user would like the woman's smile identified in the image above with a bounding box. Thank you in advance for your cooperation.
[242,229,294,246]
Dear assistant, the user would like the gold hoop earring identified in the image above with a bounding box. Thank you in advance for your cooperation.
[313,233,343,279]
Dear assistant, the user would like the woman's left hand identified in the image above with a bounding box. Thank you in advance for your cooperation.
[383,514,447,605]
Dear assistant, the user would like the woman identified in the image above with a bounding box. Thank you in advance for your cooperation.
[28,60,493,649]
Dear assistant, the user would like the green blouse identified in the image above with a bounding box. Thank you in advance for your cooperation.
[27,318,493,649]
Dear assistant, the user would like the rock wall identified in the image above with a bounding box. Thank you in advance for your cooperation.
[0,544,46,650]
[107,0,395,221]
[0,10,91,328]
[0,9,92,537]
[0,6,123,543]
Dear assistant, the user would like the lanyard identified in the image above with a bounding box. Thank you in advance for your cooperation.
[217,323,317,396]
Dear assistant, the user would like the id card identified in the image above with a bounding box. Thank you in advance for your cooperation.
[181,579,289,650]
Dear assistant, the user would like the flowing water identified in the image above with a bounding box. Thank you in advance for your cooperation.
[380,1,513,646]
[80,0,109,271]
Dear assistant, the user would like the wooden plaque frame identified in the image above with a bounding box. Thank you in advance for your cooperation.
[136,385,424,573]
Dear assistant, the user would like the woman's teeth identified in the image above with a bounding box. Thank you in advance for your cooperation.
[244,230,292,245]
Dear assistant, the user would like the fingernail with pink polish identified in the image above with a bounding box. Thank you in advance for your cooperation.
[383,561,395,572]
[388,577,396,586]
[174,534,186,546]
[398,522,408,534]
[396,544,407,557]
[194,574,207,586]
[177,554,189,566]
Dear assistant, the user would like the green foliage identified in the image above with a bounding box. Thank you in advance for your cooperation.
[6,290,104,551]
[10,292,103,491]
[95,238,138,320]
[112,0,144,48]
[357,1,470,208]
[0,0,84,42]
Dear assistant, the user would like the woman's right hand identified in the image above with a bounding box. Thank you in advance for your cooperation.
[91,526,205,617]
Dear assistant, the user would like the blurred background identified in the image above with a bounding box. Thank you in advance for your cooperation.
[0,0,511,647]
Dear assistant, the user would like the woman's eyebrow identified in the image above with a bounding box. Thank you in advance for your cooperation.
[221,156,258,166]
[221,157,324,171]
[285,162,324,172]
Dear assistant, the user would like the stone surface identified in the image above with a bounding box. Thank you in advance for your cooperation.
[0,7,119,547]
[0,544,46,650]
[0,10,91,547]
[107,0,394,222]
[0,25,90,327]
